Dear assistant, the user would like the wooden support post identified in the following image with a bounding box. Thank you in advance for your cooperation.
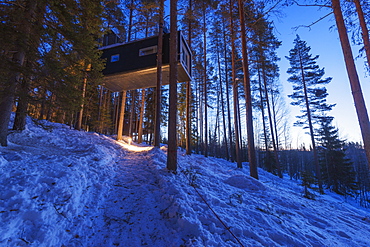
[117,90,127,141]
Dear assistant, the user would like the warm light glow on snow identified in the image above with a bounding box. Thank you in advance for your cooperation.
[118,142,153,152]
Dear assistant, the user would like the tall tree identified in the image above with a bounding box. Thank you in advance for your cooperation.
[237,0,258,178]
[0,0,109,146]
[286,35,335,193]
[167,0,178,171]
[0,0,37,146]
[251,12,282,177]
[222,9,234,162]
[229,0,242,168]
[154,0,164,147]
[331,0,370,167]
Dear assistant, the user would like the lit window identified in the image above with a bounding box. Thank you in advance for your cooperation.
[111,54,120,62]
[139,45,158,56]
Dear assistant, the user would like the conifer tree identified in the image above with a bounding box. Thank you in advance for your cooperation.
[317,116,358,196]
[0,0,117,145]
[286,35,335,193]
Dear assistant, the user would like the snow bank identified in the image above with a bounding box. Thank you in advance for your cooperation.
[0,117,121,246]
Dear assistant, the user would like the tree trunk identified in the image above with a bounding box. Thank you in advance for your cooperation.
[186,80,192,154]
[270,87,280,152]
[262,66,282,178]
[222,18,233,162]
[117,90,127,141]
[0,0,38,146]
[237,0,258,179]
[76,76,87,130]
[199,81,203,153]
[154,0,164,147]
[353,0,370,70]
[0,53,26,146]
[332,0,370,168]
[138,89,145,143]
[127,0,134,42]
[167,0,178,171]
[202,4,208,158]
[233,80,242,168]
[217,38,229,160]
[185,0,192,155]
[229,0,242,168]
[97,86,104,133]
[298,48,323,193]
[257,66,269,152]
[13,77,29,131]
[128,90,136,138]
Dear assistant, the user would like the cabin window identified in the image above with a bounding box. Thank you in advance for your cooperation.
[180,43,190,72]
[139,45,158,56]
[111,54,120,62]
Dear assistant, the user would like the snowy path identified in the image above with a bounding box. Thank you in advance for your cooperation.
[98,146,181,246]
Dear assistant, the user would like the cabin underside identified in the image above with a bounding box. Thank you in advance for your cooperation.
[102,63,190,92]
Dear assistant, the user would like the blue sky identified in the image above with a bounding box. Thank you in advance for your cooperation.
[272,4,369,147]
[163,2,369,147]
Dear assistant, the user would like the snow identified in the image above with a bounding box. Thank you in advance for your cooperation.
[1,116,370,246]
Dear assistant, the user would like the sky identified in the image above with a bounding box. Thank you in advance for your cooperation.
[162,1,369,148]
[272,4,370,147]
[1,115,370,246]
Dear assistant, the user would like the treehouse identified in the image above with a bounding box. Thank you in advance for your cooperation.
[100,31,192,92]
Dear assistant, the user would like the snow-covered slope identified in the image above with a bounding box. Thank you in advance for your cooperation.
[1,117,369,246]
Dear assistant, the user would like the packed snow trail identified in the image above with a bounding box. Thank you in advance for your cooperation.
[97,144,186,246]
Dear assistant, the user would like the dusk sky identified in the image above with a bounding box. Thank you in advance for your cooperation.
[272,4,369,147]
[163,1,369,148]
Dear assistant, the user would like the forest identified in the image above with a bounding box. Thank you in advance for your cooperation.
[0,0,370,206]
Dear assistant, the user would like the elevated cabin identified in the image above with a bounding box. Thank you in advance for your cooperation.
[100,32,191,92]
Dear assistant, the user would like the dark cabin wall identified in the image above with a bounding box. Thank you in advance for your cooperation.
[101,33,170,76]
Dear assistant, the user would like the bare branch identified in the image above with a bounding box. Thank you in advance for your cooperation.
[292,11,333,31]
[292,0,332,8]
[250,0,284,27]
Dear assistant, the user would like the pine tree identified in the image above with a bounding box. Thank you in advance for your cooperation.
[331,0,370,168]
[286,35,335,193]
[0,0,115,145]
[250,11,282,177]
[317,116,358,196]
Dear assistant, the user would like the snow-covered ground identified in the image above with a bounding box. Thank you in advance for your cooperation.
[1,116,370,246]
